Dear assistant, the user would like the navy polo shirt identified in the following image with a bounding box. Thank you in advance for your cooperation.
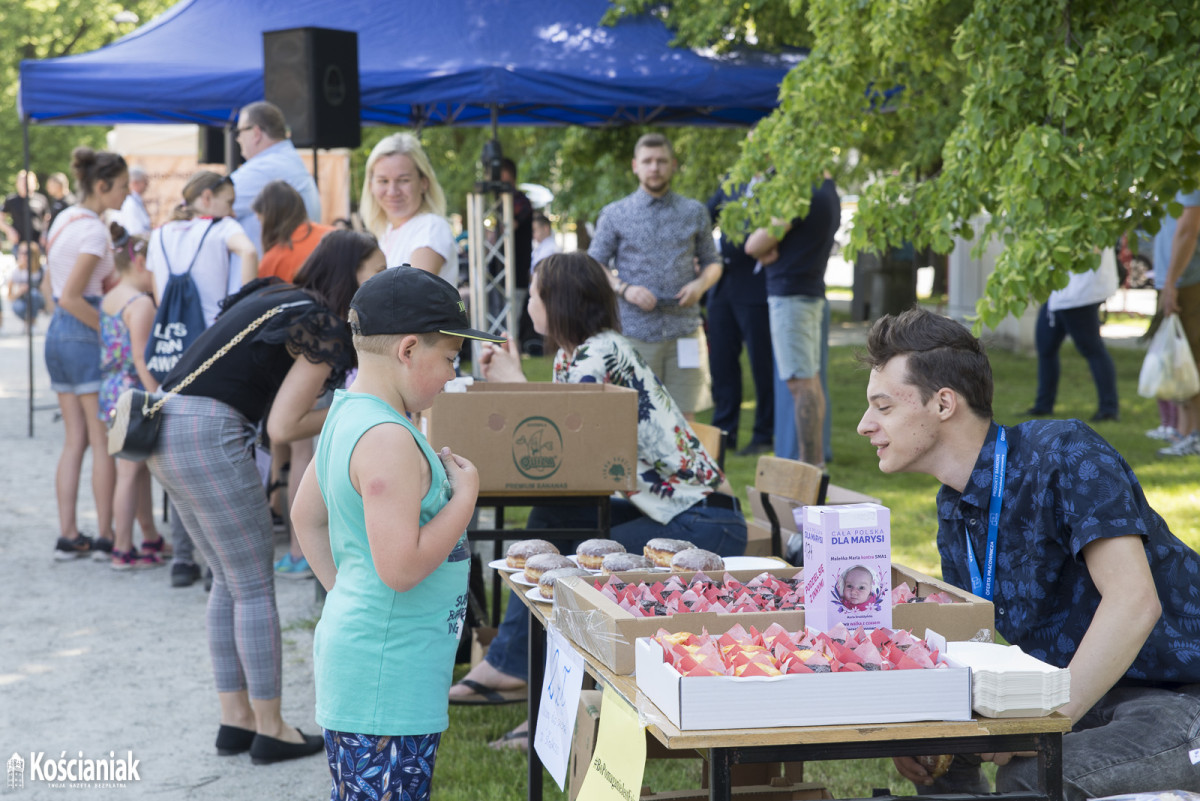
[764,178,840,299]
[936,420,1200,684]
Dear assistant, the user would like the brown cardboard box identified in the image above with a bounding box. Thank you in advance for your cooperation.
[569,690,604,801]
[469,626,497,668]
[641,781,832,801]
[743,518,775,558]
[554,564,993,674]
[416,383,637,493]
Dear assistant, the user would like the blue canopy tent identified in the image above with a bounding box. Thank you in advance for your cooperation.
[15,0,802,436]
[18,0,802,128]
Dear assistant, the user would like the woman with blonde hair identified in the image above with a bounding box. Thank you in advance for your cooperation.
[359,133,458,284]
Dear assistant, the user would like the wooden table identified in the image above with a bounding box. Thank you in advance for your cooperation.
[504,572,1071,801]
[473,491,612,625]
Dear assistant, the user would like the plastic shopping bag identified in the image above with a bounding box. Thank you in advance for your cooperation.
[1138,314,1200,400]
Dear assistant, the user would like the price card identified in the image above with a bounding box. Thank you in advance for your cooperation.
[577,690,646,801]
[534,625,586,790]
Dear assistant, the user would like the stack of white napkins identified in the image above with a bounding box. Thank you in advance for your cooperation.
[945,641,1070,718]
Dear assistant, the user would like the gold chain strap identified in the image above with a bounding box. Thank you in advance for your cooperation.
[145,303,296,417]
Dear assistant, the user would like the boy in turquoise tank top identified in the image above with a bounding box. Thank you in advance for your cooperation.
[292,267,505,801]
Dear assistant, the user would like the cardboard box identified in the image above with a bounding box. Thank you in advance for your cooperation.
[569,690,604,801]
[641,781,831,801]
[553,565,994,675]
[635,636,973,730]
[417,382,638,493]
[801,503,892,632]
[743,518,776,558]
[469,626,497,668]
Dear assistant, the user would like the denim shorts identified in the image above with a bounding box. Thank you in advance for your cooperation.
[768,295,826,381]
[44,299,103,394]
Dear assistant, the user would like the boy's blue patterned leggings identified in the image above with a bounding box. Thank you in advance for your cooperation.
[324,729,441,801]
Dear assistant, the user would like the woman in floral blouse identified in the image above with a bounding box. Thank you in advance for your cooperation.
[448,251,746,742]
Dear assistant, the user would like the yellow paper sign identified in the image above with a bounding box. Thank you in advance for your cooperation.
[576,691,646,801]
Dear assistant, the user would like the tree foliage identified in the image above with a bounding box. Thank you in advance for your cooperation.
[619,0,1200,326]
[1,0,176,186]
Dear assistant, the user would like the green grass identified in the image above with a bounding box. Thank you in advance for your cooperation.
[442,341,1198,800]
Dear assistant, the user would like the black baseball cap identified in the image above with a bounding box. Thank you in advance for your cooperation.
[349,266,506,343]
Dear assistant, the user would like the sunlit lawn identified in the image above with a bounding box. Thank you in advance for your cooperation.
[442,330,1197,801]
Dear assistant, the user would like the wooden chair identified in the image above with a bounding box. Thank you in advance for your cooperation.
[690,421,726,469]
[750,455,828,558]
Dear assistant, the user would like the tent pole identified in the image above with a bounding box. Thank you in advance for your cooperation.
[22,115,34,438]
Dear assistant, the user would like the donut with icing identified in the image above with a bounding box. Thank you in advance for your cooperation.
[600,553,656,575]
[575,539,626,570]
[505,539,559,569]
[643,537,695,568]
[669,548,724,572]
[538,567,592,600]
[523,553,574,583]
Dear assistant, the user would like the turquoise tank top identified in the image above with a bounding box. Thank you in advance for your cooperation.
[313,390,470,735]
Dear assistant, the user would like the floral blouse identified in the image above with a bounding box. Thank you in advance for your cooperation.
[554,329,723,524]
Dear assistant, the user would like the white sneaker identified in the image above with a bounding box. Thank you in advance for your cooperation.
[1158,432,1200,457]
[1145,425,1179,441]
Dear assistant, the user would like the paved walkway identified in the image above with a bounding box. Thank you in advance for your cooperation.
[0,316,331,798]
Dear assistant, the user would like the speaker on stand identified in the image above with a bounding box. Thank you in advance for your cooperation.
[198,125,243,172]
[262,27,361,152]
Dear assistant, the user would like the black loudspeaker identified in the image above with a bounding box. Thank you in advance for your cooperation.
[263,27,361,150]
[198,126,244,167]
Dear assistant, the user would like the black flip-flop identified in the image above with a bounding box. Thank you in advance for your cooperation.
[448,678,527,706]
[488,728,529,752]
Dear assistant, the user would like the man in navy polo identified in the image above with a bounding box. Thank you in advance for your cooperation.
[857,307,1200,801]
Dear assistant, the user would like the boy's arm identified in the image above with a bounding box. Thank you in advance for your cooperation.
[292,459,336,591]
[352,424,479,594]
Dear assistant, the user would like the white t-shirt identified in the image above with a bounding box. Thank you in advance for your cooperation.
[115,192,151,236]
[46,206,114,298]
[381,213,459,285]
[148,217,247,327]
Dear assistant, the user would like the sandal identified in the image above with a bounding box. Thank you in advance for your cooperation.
[140,537,173,559]
[488,727,529,752]
[111,548,163,571]
[448,678,527,706]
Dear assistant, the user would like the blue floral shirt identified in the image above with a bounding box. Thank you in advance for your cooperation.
[936,420,1200,684]
[554,330,723,524]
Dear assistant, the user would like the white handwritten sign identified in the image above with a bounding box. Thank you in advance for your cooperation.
[534,625,586,790]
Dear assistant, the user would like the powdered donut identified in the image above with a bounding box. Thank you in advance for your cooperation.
[643,537,695,568]
[523,553,574,583]
[670,548,725,572]
[505,539,559,569]
[538,567,592,600]
[600,553,656,575]
[575,539,626,570]
[601,553,656,574]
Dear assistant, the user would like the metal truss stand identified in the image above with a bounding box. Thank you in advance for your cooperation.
[466,189,516,375]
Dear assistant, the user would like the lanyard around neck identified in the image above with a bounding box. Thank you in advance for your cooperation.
[965,426,1006,601]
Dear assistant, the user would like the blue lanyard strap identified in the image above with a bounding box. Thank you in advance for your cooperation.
[965,426,1006,601]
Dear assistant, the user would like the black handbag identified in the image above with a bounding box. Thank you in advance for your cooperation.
[107,303,299,461]
[108,388,162,461]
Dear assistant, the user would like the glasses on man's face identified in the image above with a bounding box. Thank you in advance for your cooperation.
[236,125,255,136]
